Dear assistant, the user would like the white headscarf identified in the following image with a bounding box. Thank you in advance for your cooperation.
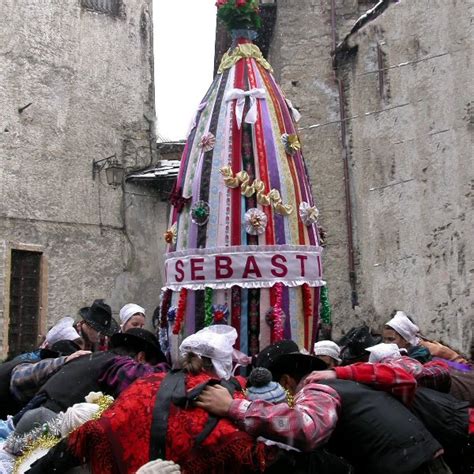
[313,340,342,363]
[45,317,80,346]
[366,343,401,363]
[179,325,237,380]
[385,311,420,346]
[119,303,145,329]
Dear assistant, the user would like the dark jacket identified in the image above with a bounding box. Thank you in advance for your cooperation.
[0,358,29,418]
[39,351,116,412]
[320,379,441,474]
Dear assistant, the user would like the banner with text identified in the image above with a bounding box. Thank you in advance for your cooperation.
[163,245,324,291]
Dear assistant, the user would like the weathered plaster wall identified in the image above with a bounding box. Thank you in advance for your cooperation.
[338,0,473,352]
[267,0,472,353]
[0,0,160,354]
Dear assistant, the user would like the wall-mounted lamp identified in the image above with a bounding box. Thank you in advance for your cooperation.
[92,154,124,188]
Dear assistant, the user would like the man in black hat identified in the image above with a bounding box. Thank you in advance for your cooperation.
[198,339,446,474]
[75,299,119,351]
[337,324,382,365]
[197,340,341,452]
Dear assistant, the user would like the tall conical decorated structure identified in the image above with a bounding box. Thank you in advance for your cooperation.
[160,0,326,360]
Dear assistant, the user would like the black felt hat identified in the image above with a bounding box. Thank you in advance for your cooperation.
[338,325,382,362]
[110,328,167,364]
[255,340,327,379]
[81,299,119,337]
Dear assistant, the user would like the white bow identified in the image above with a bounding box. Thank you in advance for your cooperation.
[285,98,301,123]
[225,88,266,129]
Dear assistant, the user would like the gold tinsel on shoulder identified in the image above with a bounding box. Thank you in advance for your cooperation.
[13,434,59,474]
[218,43,273,74]
[13,394,114,473]
[92,394,114,419]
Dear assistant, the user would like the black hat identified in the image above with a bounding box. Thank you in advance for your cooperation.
[39,339,81,359]
[338,325,382,362]
[110,328,167,364]
[255,340,327,379]
[81,299,119,337]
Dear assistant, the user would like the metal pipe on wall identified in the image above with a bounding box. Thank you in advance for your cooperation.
[330,0,359,308]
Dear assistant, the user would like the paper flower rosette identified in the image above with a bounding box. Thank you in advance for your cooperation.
[161,6,325,360]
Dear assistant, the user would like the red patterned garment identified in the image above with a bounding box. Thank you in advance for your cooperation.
[68,372,269,474]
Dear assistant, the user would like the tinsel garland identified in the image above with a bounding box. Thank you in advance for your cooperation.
[11,394,114,474]
[172,288,187,335]
[13,434,60,474]
[204,287,213,326]
[6,414,63,456]
[271,283,284,342]
[91,394,114,419]
[160,289,172,329]
[320,285,332,325]
[302,283,312,347]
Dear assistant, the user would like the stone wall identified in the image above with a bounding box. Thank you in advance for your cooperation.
[267,0,472,353]
[0,0,160,355]
[336,0,472,353]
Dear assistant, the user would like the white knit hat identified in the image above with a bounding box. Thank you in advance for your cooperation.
[313,340,342,363]
[366,342,401,363]
[45,317,80,346]
[119,303,145,329]
[385,311,420,346]
[179,325,237,380]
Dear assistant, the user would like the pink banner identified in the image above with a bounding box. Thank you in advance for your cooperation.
[163,245,324,291]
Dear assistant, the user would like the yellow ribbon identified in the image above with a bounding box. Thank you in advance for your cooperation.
[218,44,273,74]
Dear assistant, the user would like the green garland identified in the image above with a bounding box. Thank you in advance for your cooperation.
[204,287,214,326]
[217,0,261,31]
[320,286,332,325]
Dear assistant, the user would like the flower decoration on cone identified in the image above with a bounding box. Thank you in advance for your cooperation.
[299,202,319,226]
[164,223,177,244]
[190,201,210,226]
[167,306,177,324]
[244,208,267,235]
[212,304,230,325]
[216,0,261,30]
[198,132,216,152]
[281,133,301,155]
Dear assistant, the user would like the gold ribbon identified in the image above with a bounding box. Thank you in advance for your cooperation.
[219,167,293,215]
[218,44,273,74]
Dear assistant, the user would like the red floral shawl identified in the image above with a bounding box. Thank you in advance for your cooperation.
[68,372,268,474]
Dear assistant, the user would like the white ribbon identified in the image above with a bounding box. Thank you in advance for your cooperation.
[285,98,301,123]
[225,88,266,129]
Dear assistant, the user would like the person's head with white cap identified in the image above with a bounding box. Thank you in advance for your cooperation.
[179,325,237,380]
[119,303,146,332]
[313,340,342,369]
[41,317,82,349]
[365,342,402,363]
[383,310,420,349]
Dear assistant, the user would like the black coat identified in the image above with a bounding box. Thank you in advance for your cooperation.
[320,379,441,474]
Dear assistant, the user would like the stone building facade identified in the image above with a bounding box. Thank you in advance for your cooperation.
[0,0,165,357]
[263,0,472,353]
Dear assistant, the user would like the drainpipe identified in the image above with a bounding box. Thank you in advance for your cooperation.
[330,0,359,308]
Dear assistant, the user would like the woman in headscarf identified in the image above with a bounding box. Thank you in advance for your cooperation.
[26,326,269,474]
[383,311,432,363]
[119,303,146,332]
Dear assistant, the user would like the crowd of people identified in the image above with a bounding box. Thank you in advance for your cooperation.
[0,302,472,473]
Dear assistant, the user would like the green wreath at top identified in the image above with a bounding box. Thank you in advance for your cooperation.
[216,0,262,31]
